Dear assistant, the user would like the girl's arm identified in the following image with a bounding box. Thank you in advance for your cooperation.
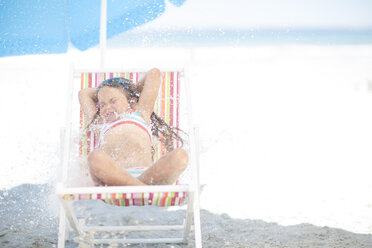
[137,68,161,122]
[136,73,146,93]
[78,88,99,124]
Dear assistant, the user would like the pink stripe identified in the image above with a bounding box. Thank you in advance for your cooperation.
[93,132,98,150]
[170,72,174,127]
[88,73,92,88]
[132,193,140,206]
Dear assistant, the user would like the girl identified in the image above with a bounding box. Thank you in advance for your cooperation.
[78,68,188,186]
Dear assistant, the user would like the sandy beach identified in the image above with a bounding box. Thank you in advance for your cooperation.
[1,45,372,247]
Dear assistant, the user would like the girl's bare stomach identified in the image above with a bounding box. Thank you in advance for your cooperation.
[99,124,153,169]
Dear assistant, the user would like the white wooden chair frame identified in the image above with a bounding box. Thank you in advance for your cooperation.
[56,66,202,247]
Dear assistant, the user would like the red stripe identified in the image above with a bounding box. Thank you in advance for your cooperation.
[149,192,153,205]
[171,192,177,205]
[170,72,174,127]
[124,194,129,206]
[103,120,151,141]
[132,193,136,205]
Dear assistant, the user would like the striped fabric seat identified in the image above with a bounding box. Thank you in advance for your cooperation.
[62,191,187,207]
[63,71,185,207]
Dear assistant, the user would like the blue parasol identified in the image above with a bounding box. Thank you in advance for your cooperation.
[0,0,186,57]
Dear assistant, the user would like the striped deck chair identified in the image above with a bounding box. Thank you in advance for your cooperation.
[57,67,202,247]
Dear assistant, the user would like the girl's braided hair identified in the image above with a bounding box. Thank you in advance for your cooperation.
[92,77,184,152]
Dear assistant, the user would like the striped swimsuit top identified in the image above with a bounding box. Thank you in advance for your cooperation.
[98,109,152,146]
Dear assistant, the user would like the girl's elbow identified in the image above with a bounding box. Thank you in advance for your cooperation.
[78,89,88,97]
[78,90,84,101]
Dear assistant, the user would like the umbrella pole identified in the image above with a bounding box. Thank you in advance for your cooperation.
[100,0,107,69]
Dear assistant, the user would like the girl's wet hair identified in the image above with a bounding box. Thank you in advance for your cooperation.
[98,77,138,97]
[93,77,185,152]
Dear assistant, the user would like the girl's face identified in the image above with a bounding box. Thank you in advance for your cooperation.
[98,86,129,122]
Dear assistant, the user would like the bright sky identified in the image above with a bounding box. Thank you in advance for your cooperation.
[141,0,372,30]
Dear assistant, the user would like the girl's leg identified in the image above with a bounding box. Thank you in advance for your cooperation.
[139,148,189,185]
[88,150,146,186]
